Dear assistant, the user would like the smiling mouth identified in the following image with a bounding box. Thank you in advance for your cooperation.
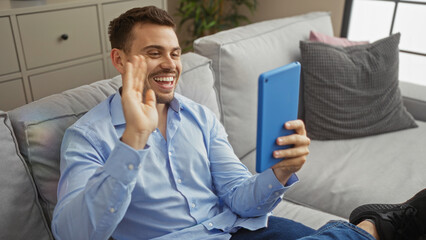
[154,76,174,82]
[153,76,175,88]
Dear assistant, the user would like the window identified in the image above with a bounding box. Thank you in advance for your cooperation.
[341,0,426,86]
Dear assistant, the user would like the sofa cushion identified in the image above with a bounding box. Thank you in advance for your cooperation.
[7,52,220,222]
[284,120,426,219]
[178,52,220,119]
[194,12,333,159]
[0,111,52,240]
[8,77,122,222]
[301,33,418,140]
[240,119,426,224]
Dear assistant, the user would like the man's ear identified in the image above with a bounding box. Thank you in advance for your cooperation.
[110,48,127,74]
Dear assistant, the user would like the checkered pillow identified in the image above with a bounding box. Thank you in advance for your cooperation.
[300,33,417,140]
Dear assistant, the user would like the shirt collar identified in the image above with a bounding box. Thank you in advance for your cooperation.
[110,88,182,126]
[110,90,125,126]
[169,95,182,113]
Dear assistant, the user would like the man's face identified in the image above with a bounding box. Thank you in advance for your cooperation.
[126,23,182,104]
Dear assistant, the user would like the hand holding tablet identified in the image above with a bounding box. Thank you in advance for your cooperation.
[256,62,302,173]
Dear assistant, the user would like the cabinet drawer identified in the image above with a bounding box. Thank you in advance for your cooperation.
[29,60,104,100]
[18,6,101,69]
[102,0,164,51]
[0,17,20,76]
[0,79,26,111]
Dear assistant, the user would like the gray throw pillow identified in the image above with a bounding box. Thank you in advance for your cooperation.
[0,111,52,239]
[300,33,417,140]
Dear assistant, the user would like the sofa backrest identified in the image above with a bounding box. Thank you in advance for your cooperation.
[177,52,221,119]
[6,52,219,229]
[8,77,122,224]
[194,12,333,159]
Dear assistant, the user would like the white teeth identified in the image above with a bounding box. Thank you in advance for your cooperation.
[154,77,174,82]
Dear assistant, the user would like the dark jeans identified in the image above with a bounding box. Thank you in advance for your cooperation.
[231,216,375,240]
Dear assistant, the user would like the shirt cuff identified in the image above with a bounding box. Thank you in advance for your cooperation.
[258,168,299,191]
[103,140,150,185]
[259,168,283,189]
[284,173,299,187]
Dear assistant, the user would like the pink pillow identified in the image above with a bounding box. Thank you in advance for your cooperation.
[309,31,369,47]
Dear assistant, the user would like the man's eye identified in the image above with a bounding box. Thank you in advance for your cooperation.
[172,52,181,57]
[149,52,160,56]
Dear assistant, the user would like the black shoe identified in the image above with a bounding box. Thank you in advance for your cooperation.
[349,188,426,240]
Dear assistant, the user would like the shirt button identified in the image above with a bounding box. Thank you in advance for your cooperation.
[275,192,280,196]
[177,178,182,184]
[208,222,213,227]
[268,184,273,189]
[128,164,134,170]
[191,203,196,208]
[109,208,115,213]
[257,206,261,210]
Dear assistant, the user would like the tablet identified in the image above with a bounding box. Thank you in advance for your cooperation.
[256,62,301,173]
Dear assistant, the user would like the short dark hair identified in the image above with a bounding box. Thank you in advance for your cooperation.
[108,6,176,53]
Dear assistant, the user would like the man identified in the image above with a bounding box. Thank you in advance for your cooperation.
[52,6,425,240]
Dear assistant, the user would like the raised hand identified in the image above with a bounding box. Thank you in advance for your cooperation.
[121,55,158,150]
[271,120,310,185]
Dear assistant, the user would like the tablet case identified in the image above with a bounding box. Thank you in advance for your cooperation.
[256,62,301,173]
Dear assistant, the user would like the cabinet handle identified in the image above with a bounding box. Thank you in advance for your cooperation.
[60,34,69,40]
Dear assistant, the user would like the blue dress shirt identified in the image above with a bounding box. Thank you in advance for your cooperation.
[52,91,298,240]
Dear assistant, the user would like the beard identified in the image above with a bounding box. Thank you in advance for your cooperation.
[141,84,174,104]
[144,70,178,104]
[155,91,175,104]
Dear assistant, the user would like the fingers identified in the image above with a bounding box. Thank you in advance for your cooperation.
[276,134,310,147]
[145,89,156,108]
[122,55,147,94]
[271,120,310,183]
[122,61,133,91]
[284,120,306,136]
[273,144,309,159]
[276,119,310,148]
[274,119,310,159]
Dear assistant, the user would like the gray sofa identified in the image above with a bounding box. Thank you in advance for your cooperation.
[1,12,425,239]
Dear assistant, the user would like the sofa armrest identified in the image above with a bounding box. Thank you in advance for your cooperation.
[400,81,426,122]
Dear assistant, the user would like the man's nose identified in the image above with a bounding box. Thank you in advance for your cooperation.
[160,56,176,70]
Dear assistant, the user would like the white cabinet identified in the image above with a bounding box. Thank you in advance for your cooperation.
[0,0,167,111]
[17,6,102,69]
[29,60,105,100]
[0,79,26,110]
[0,17,20,76]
